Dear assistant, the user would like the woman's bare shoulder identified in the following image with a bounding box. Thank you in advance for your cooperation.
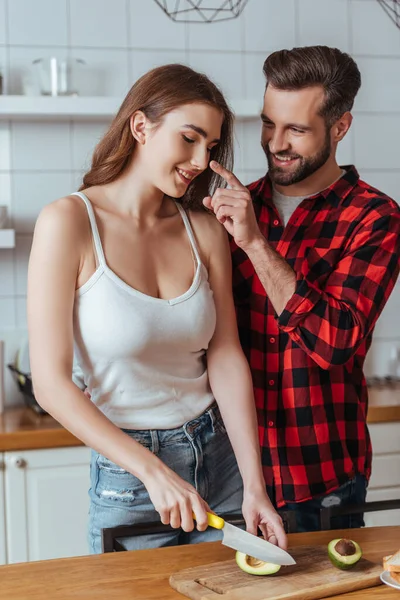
[35,194,91,241]
[188,209,227,240]
[188,209,228,254]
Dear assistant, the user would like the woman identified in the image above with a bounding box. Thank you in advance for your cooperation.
[28,64,287,553]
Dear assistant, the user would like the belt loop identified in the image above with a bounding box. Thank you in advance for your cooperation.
[150,430,159,454]
[207,403,217,431]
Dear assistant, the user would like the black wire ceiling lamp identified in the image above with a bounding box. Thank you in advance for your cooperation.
[153,0,250,23]
[377,0,400,28]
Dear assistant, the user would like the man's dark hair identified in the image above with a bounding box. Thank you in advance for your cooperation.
[263,46,361,125]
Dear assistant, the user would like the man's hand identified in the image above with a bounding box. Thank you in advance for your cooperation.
[242,488,288,550]
[203,161,263,251]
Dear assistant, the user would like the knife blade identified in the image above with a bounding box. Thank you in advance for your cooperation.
[195,512,296,566]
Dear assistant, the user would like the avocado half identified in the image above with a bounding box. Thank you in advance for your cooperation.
[235,551,281,576]
[328,538,362,570]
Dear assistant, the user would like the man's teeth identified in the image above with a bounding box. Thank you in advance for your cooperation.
[177,168,194,180]
[275,156,296,162]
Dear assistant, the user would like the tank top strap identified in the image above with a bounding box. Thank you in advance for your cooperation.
[71,191,106,267]
[175,202,202,266]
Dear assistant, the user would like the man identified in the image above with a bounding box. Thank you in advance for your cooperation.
[204,45,400,532]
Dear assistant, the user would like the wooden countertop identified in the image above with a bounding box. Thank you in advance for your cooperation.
[367,384,400,424]
[0,526,398,600]
[0,407,82,451]
[0,385,399,452]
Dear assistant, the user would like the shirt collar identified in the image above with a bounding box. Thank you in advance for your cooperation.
[254,165,360,207]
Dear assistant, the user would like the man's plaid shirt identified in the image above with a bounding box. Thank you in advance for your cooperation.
[231,166,400,507]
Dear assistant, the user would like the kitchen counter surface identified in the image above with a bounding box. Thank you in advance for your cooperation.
[0,526,398,600]
[367,384,400,423]
[0,407,82,451]
[0,385,399,451]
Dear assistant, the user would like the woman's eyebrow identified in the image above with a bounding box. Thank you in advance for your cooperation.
[182,124,220,143]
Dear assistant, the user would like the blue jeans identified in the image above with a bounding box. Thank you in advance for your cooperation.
[88,403,243,553]
[276,474,368,533]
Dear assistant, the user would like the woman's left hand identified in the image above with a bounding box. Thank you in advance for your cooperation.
[242,489,288,550]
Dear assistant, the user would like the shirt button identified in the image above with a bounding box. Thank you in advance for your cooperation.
[268,420,274,427]
[269,379,275,386]
[269,337,276,344]
[273,219,279,226]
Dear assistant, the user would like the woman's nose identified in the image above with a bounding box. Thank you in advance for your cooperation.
[191,147,209,171]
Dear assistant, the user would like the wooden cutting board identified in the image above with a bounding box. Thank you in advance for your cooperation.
[169,545,383,600]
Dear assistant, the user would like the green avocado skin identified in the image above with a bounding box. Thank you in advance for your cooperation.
[327,539,362,570]
[235,551,281,576]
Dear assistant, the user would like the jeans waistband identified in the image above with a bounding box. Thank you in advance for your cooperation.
[120,401,221,449]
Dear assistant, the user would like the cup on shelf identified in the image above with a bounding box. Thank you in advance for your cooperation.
[0,205,8,228]
[32,57,86,96]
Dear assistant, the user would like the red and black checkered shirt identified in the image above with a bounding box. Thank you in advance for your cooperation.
[231,166,400,507]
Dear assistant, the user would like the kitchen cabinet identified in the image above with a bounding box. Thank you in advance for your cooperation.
[0,452,6,564]
[4,446,91,563]
[365,422,400,526]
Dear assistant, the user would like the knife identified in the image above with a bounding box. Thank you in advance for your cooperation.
[195,512,296,566]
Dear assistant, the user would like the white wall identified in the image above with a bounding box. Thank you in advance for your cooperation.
[0,0,399,406]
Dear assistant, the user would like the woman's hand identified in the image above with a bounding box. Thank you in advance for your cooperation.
[142,462,210,533]
[242,488,288,550]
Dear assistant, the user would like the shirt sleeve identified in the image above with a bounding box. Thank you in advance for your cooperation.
[277,208,400,370]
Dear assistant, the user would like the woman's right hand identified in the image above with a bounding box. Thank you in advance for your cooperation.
[142,462,210,532]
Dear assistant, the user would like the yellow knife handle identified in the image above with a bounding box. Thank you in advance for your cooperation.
[207,512,225,529]
[192,511,225,529]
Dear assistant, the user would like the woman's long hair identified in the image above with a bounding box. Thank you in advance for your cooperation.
[80,64,234,210]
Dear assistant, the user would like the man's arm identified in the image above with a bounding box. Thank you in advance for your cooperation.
[205,161,400,370]
[243,236,296,314]
[247,214,400,369]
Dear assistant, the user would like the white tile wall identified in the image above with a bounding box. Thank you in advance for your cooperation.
[130,49,188,84]
[0,298,16,329]
[0,123,11,170]
[129,0,187,49]
[351,0,400,56]
[0,0,7,46]
[188,18,243,52]
[298,0,350,51]
[356,57,400,112]
[189,51,244,99]
[69,48,130,96]
[71,122,108,172]
[11,122,72,171]
[12,172,72,234]
[69,0,129,48]
[0,0,399,406]
[243,0,296,52]
[0,173,11,209]
[15,235,32,296]
[244,53,267,100]
[354,115,400,170]
[7,0,68,47]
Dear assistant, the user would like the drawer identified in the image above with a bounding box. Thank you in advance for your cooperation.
[368,423,400,455]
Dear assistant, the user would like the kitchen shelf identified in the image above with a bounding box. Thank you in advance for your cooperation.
[0,96,261,121]
[0,229,15,249]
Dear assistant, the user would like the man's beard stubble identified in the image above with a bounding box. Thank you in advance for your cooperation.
[264,128,332,187]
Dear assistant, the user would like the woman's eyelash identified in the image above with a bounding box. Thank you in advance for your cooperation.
[182,134,214,152]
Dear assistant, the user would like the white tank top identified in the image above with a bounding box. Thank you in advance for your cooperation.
[72,192,217,430]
